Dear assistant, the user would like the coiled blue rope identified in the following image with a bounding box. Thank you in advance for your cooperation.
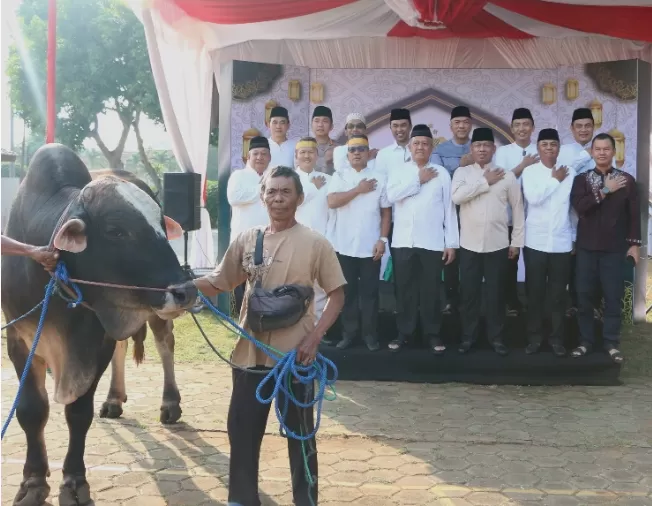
[1,262,82,440]
[198,293,338,441]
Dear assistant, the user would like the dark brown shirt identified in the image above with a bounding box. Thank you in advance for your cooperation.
[570,168,641,253]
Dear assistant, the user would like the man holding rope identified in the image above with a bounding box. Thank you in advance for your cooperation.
[1,235,59,271]
[173,165,346,506]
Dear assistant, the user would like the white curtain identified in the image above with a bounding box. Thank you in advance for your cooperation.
[141,7,215,269]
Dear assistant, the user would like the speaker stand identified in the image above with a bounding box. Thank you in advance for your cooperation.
[182,230,190,272]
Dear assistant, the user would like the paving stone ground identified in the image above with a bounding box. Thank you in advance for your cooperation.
[2,353,651,506]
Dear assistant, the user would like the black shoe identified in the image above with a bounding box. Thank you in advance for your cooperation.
[525,343,540,355]
[493,343,509,356]
[551,343,567,357]
[363,336,380,352]
[458,341,473,354]
[336,336,355,350]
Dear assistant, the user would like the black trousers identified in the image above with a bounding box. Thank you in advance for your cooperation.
[576,248,625,349]
[393,247,443,343]
[459,248,508,345]
[524,247,571,346]
[505,227,521,310]
[568,255,578,308]
[337,254,380,340]
[228,368,317,506]
[443,204,461,309]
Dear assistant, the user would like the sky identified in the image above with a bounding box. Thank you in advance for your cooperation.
[1,0,172,154]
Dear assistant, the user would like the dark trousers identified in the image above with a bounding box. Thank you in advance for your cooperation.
[576,248,625,349]
[524,247,571,346]
[505,227,521,310]
[228,368,317,506]
[443,204,461,309]
[460,248,508,345]
[393,247,443,343]
[337,254,380,340]
[569,255,578,308]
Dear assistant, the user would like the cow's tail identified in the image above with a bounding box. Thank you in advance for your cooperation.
[132,324,147,365]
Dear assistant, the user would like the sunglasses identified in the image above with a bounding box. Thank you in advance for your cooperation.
[348,146,369,153]
[347,123,366,130]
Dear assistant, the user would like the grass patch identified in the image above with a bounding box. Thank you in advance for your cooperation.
[620,322,652,378]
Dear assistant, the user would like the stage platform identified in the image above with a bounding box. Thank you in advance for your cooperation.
[319,283,621,386]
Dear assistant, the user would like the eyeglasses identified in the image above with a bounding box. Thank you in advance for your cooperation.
[348,146,369,153]
[346,123,366,130]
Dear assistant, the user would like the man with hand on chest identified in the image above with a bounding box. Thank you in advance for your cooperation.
[311,106,339,175]
[452,128,524,356]
[570,133,641,364]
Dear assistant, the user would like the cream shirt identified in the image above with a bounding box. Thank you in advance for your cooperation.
[451,162,524,253]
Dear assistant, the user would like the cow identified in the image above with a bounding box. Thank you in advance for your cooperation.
[1,144,197,506]
[89,169,183,425]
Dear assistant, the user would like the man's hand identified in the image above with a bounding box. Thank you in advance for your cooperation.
[522,154,539,168]
[442,248,456,265]
[296,332,321,365]
[419,166,437,185]
[459,153,474,167]
[484,169,505,186]
[357,178,377,194]
[604,173,627,194]
[508,247,519,260]
[29,247,59,272]
[627,245,640,265]
[312,175,326,189]
[372,240,386,261]
[369,148,379,160]
[551,165,569,182]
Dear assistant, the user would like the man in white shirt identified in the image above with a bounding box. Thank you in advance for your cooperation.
[267,106,298,168]
[375,108,412,175]
[386,124,458,354]
[326,135,391,351]
[295,136,331,321]
[495,107,539,317]
[452,128,524,356]
[521,128,575,357]
[311,106,339,175]
[332,113,378,172]
[227,136,271,311]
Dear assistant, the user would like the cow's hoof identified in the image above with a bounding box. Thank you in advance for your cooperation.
[13,476,50,506]
[59,476,94,506]
[99,401,123,419]
[160,403,182,424]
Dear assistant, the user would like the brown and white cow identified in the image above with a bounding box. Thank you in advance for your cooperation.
[1,144,197,506]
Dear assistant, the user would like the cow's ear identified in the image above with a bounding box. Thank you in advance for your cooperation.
[53,218,87,253]
[164,215,183,240]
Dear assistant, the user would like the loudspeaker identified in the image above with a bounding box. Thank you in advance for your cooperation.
[163,172,202,232]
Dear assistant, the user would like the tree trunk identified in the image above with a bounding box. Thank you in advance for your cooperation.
[91,113,131,169]
[133,110,162,194]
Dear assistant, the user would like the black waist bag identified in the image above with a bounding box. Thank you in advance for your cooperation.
[246,229,314,333]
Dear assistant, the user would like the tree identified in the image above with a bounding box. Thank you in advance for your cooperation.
[7,0,163,173]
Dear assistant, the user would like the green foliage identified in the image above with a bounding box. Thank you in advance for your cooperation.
[205,180,219,228]
[7,0,162,153]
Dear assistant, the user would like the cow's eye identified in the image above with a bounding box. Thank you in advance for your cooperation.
[105,226,126,239]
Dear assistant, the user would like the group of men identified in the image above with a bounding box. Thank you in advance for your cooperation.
[227,104,641,364]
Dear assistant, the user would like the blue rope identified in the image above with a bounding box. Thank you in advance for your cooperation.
[198,294,338,441]
[1,301,44,330]
[1,262,82,440]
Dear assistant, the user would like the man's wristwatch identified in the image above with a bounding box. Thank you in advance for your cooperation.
[380,237,388,245]
[601,187,610,196]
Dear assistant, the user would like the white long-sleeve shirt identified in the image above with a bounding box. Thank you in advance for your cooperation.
[327,166,390,258]
[386,161,459,252]
[333,145,376,172]
[268,137,298,168]
[374,142,411,175]
[521,162,576,253]
[227,166,268,243]
[295,169,331,238]
[494,141,536,226]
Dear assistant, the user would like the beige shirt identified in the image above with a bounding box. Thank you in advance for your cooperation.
[206,223,347,368]
[451,162,525,253]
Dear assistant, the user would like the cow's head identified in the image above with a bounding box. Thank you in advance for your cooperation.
[52,176,197,340]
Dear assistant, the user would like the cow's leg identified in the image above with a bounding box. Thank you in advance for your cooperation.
[148,315,182,424]
[58,339,115,506]
[7,328,51,506]
[99,340,128,419]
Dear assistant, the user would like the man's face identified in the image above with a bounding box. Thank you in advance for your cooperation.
[511,119,534,144]
[537,140,560,166]
[390,120,411,144]
[591,138,615,167]
[409,136,433,164]
[345,121,366,139]
[296,147,317,171]
[450,117,472,141]
[471,141,496,165]
[262,176,303,221]
[270,117,290,139]
[347,144,370,168]
[312,116,333,137]
[248,148,271,173]
[571,119,594,145]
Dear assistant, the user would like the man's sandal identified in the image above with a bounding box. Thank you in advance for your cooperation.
[607,348,624,364]
[388,339,405,353]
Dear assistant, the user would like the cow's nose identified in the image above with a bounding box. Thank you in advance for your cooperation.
[170,283,197,307]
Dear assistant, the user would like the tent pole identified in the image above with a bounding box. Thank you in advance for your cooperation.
[46,0,56,143]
